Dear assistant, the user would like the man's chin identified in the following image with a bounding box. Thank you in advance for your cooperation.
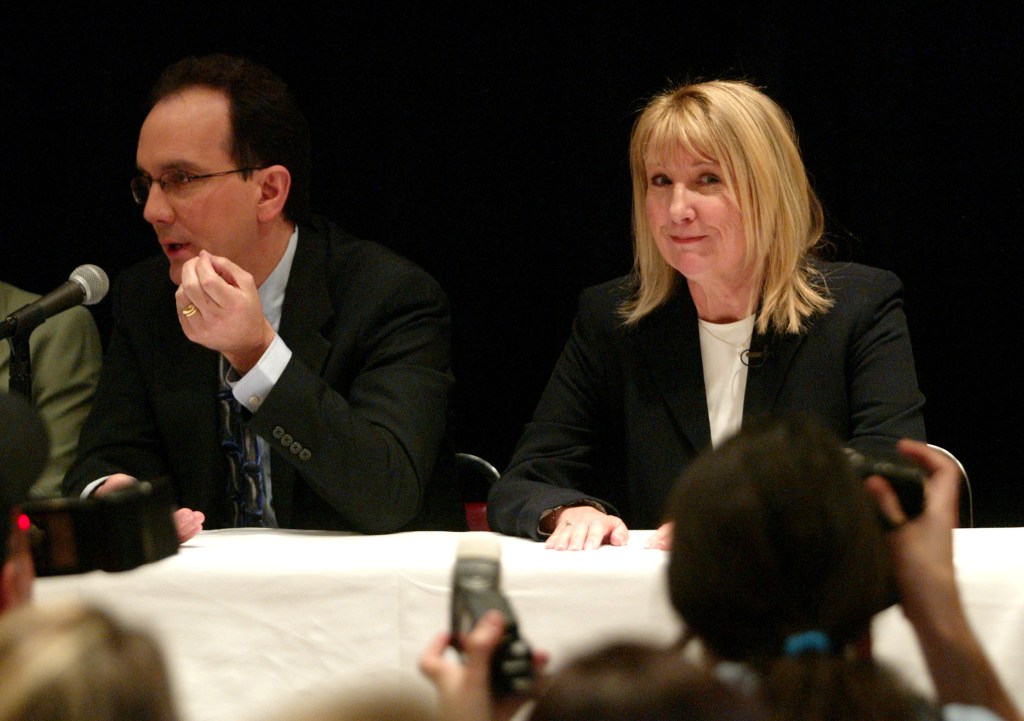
[165,251,197,285]
[168,263,184,286]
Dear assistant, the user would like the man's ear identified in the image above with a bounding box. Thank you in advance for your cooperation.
[255,165,292,223]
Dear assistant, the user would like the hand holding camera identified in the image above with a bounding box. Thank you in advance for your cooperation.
[450,533,536,697]
[845,448,928,524]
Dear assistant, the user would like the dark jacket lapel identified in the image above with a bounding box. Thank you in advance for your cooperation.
[267,222,334,524]
[278,222,334,374]
[635,287,810,446]
[635,290,712,452]
[742,326,805,420]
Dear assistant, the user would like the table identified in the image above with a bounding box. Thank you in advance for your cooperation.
[872,527,1024,704]
[35,529,677,721]
[35,528,1024,721]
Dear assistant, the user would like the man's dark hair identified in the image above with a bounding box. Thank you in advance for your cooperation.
[150,54,312,223]
[531,642,764,721]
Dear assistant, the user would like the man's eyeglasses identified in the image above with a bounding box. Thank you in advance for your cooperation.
[130,167,264,206]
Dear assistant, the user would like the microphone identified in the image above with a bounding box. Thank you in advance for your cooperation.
[0,265,109,339]
[450,533,535,696]
[0,392,50,507]
[741,348,768,367]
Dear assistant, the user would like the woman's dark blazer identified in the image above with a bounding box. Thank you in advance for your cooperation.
[488,261,926,539]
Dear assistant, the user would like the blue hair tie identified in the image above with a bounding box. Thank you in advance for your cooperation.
[783,630,832,657]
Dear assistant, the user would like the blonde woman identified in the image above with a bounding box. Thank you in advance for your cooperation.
[488,80,925,550]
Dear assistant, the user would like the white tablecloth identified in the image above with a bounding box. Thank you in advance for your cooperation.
[872,527,1024,704]
[35,528,1024,721]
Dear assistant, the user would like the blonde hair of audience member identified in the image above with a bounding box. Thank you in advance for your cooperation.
[623,79,832,333]
[530,642,764,721]
[0,602,178,721]
[270,686,434,721]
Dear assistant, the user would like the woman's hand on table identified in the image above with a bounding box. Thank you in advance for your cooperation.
[644,521,674,550]
[544,506,628,551]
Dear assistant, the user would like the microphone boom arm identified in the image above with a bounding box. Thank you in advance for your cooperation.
[6,333,34,399]
[3,305,46,399]
[0,303,47,341]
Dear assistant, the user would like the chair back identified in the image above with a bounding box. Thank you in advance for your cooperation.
[927,444,973,528]
[455,453,499,532]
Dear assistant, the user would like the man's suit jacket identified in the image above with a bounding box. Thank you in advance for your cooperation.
[64,217,464,532]
[1,281,102,499]
[488,262,927,539]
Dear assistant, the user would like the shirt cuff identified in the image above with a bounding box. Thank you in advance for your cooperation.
[81,477,109,498]
[229,334,293,413]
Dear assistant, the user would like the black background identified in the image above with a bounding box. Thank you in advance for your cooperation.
[4,4,1021,525]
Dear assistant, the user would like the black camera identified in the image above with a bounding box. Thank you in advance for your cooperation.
[845,449,927,523]
[450,533,535,696]
[22,480,178,576]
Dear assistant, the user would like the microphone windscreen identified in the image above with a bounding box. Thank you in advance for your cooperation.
[69,264,109,305]
[456,532,502,561]
[0,392,50,509]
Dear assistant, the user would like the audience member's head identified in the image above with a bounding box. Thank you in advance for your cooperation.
[531,642,764,721]
[1,392,48,612]
[666,414,932,720]
[0,602,178,721]
[668,413,891,662]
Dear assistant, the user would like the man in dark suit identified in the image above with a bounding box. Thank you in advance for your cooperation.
[63,54,462,540]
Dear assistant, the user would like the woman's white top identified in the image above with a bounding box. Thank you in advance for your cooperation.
[698,315,756,448]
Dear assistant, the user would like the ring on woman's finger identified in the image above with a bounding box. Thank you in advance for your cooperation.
[181,303,199,318]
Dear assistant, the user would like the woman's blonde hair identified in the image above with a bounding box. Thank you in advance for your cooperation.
[621,80,832,334]
[0,602,178,721]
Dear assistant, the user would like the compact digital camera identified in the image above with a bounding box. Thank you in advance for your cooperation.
[846,449,928,523]
[450,534,535,696]
[22,480,178,576]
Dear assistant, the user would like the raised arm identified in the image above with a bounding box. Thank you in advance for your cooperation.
[866,441,1020,721]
